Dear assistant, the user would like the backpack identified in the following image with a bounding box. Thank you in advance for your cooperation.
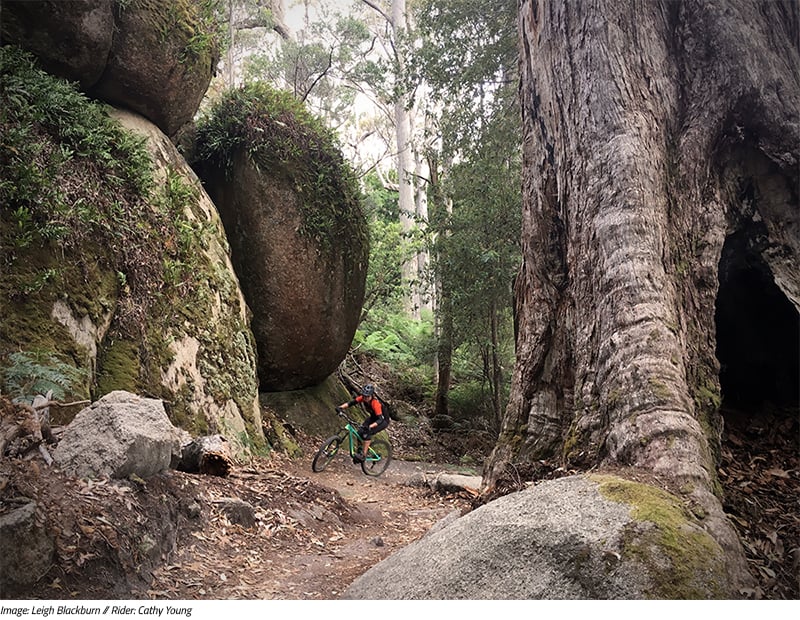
[374,393,394,422]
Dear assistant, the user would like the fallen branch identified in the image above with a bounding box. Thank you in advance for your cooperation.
[32,399,90,410]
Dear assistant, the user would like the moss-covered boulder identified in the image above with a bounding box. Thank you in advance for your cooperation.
[1,0,220,139]
[193,84,369,391]
[260,374,353,443]
[0,48,263,457]
[344,474,739,599]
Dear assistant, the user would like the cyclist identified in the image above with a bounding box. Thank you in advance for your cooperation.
[337,384,389,463]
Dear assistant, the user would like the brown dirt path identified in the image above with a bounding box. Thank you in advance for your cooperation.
[140,454,474,600]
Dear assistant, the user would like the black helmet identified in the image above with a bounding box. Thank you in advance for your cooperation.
[361,384,375,397]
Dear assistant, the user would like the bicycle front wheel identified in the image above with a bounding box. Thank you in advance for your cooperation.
[361,439,392,476]
[312,435,341,472]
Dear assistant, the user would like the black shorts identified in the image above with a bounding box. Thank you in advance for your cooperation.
[360,417,389,439]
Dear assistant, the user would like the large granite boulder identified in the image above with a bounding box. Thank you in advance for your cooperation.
[107,109,264,455]
[53,391,187,479]
[0,53,263,457]
[0,0,113,89]
[89,0,220,139]
[344,474,739,599]
[1,0,219,139]
[194,84,369,391]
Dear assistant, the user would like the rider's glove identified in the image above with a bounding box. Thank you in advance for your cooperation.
[335,406,343,413]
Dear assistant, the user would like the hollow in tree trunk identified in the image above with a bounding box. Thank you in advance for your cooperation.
[485,0,799,591]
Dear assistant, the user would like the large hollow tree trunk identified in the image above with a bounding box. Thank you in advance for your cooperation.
[485,0,799,589]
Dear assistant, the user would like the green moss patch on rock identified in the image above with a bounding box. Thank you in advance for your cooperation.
[194,82,368,262]
[591,474,730,599]
[1,48,263,455]
[259,375,353,441]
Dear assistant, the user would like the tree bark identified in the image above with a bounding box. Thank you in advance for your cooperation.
[486,0,799,591]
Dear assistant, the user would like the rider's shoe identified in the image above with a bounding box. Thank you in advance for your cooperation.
[353,453,365,463]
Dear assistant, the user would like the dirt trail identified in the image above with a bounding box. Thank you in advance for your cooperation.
[142,456,475,600]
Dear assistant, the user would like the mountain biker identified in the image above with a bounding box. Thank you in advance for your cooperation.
[337,384,389,463]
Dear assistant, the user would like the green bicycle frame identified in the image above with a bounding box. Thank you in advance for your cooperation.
[341,421,382,462]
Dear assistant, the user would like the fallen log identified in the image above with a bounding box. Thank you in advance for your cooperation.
[176,434,234,476]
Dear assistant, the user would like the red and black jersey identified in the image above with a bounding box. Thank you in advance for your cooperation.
[351,394,384,422]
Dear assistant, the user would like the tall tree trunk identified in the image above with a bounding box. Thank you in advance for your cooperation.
[429,155,452,417]
[489,299,503,433]
[391,0,419,317]
[415,154,431,312]
[486,0,799,590]
[434,292,453,417]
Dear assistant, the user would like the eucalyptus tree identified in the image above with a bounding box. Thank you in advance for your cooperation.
[483,0,799,588]
[356,0,431,317]
[217,0,290,88]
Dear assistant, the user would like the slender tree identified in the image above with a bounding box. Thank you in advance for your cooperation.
[412,0,520,420]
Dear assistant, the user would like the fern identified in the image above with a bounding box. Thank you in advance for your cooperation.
[2,350,85,404]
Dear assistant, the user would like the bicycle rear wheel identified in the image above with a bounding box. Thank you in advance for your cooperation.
[312,435,341,472]
[361,439,392,476]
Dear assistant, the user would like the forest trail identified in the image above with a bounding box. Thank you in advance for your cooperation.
[142,454,475,600]
[4,412,795,600]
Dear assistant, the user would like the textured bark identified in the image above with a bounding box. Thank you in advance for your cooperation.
[486,0,799,591]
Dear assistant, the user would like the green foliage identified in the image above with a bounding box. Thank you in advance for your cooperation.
[241,8,389,123]
[2,351,86,404]
[353,309,437,398]
[194,82,367,257]
[355,310,436,367]
[0,46,168,333]
[359,172,412,316]
[411,0,519,156]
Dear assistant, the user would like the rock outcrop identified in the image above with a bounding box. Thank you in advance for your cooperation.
[0,0,113,89]
[0,51,263,456]
[1,0,219,140]
[0,501,55,591]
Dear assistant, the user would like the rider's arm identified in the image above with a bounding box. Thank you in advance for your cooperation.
[338,395,361,409]
[367,399,384,429]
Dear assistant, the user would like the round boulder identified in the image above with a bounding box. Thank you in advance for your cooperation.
[89,0,220,138]
[0,0,114,89]
[194,84,369,391]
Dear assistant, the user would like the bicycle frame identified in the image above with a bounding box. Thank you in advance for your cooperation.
[338,412,382,462]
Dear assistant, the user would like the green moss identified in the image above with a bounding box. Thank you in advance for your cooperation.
[648,378,673,401]
[592,474,728,599]
[194,82,368,263]
[260,375,352,440]
[124,0,222,66]
[0,47,265,451]
[261,409,300,457]
[562,421,581,461]
[95,339,141,395]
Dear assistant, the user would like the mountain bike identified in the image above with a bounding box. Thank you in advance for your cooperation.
[311,408,392,476]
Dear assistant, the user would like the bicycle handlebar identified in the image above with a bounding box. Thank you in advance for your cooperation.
[335,407,358,426]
